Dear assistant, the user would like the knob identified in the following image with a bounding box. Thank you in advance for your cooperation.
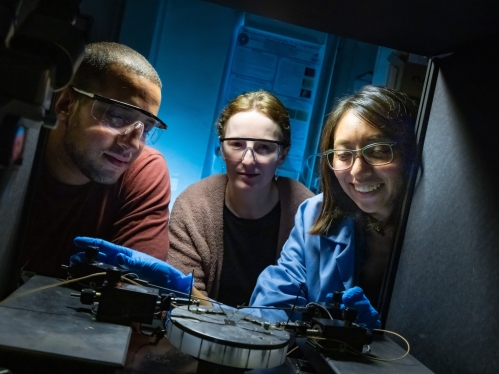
[342,307,358,327]
[105,267,122,285]
[80,288,96,305]
[332,291,343,306]
[84,246,99,263]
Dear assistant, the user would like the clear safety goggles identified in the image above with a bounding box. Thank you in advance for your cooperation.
[219,137,288,164]
[71,86,167,144]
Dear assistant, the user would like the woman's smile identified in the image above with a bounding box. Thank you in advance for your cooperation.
[333,110,404,221]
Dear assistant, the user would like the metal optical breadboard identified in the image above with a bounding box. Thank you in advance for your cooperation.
[167,306,290,369]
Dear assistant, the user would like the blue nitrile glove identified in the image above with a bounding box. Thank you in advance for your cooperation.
[342,286,381,329]
[72,236,192,296]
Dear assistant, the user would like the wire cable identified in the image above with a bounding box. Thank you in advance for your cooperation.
[306,301,334,320]
[0,272,107,306]
[368,328,411,362]
[286,345,299,356]
[140,281,224,307]
[308,336,364,356]
[307,328,410,362]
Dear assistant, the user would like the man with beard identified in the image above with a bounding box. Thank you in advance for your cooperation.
[19,42,170,278]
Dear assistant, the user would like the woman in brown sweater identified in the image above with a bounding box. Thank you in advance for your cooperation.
[167,91,314,306]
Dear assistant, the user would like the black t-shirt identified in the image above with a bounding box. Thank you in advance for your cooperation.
[217,202,281,307]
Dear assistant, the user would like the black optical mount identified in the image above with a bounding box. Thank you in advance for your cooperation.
[67,244,198,326]
[277,306,372,354]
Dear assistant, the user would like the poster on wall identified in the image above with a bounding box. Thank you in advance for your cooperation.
[214,26,325,178]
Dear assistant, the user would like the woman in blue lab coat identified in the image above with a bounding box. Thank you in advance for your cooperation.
[248,85,417,326]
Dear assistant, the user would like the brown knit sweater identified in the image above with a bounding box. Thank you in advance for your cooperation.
[167,174,314,299]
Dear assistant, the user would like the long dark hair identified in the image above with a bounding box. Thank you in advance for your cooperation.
[310,85,417,235]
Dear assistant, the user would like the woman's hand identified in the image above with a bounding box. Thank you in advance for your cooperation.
[342,286,381,329]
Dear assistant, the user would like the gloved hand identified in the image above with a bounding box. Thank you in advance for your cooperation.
[72,236,192,296]
[342,286,381,329]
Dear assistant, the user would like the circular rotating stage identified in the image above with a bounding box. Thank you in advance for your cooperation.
[167,305,290,371]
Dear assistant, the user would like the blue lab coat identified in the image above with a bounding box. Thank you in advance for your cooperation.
[247,193,359,322]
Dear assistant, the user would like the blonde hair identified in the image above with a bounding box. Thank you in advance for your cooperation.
[217,90,290,145]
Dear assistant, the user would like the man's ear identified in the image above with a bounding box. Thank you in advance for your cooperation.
[277,146,290,167]
[54,87,74,124]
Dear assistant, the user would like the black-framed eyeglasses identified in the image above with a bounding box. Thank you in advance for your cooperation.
[324,142,397,171]
[71,86,167,144]
[219,137,289,164]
